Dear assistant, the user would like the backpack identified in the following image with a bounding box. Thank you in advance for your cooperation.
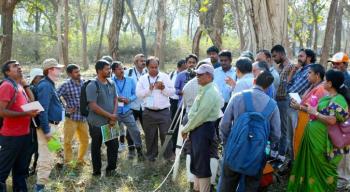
[80,80,100,117]
[0,79,18,128]
[223,91,276,176]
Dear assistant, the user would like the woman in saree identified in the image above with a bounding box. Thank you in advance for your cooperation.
[290,64,328,157]
[288,69,350,192]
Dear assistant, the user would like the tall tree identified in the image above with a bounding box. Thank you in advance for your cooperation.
[320,0,338,67]
[334,0,344,52]
[96,0,111,61]
[63,0,69,66]
[244,0,288,53]
[108,0,125,60]
[230,0,245,51]
[126,0,147,56]
[54,0,64,65]
[154,0,167,70]
[0,0,20,66]
[77,0,88,69]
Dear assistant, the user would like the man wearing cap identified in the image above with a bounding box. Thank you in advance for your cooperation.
[181,64,222,192]
[136,56,175,162]
[35,58,64,191]
[329,52,350,88]
[57,64,89,166]
[0,60,40,191]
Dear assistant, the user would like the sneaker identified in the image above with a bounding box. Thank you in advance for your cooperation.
[128,150,136,159]
[92,171,101,177]
[118,143,127,152]
[34,184,45,192]
[137,150,144,161]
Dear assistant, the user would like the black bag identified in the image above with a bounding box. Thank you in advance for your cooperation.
[80,80,100,117]
[0,79,18,128]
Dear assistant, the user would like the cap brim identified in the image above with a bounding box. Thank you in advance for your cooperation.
[55,64,64,68]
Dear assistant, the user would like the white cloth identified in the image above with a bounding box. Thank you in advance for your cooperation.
[182,78,200,112]
[125,67,148,111]
[169,70,179,100]
[233,73,254,94]
[270,67,280,91]
[136,72,175,110]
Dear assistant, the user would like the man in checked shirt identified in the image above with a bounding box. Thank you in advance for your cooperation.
[57,64,89,166]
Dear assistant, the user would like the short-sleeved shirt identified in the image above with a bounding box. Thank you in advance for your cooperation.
[0,80,31,136]
[86,79,117,127]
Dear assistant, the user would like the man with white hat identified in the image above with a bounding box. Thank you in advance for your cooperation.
[181,64,223,192]
[329,52,350,88]
[35,58,64,192]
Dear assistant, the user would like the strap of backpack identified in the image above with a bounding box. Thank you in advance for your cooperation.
[128,68,133,77]
[243,91,255,112]
[261,99,276,118]
[94,80,100,94]
[4,79,18,109]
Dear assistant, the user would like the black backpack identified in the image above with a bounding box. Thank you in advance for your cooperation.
[80,80,100,117]
[0,79,18,128]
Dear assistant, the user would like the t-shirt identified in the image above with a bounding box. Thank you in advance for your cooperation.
[0,81,31,136]
[86,79,117,127]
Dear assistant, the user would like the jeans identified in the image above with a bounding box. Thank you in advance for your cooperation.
[0,134,31,192]
[118,110,142,147]
[88,124,118,174]
[277,99,298,158]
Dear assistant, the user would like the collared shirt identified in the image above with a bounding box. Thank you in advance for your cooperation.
[214,66,236,103]
[169,70,180,100]
[125,67,148,111]
[270,67,280,90]
[57,79,85,121]
[213,61,221,69]
[265,84,276,99]
[112,76,137,114]
[232,73,254,94]
[136,72,175,110]
[175,70,194,100]
[183,78,200,112]
[276,61,294,99]
[182,82,223,133]
[220,86,281,147]
[37,77,63,134]
[287,64,312,95]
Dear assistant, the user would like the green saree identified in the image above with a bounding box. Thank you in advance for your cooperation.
[288,95,349,192]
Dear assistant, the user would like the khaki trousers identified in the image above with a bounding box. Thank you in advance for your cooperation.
[193,177,211,192]
[63,118,89,163]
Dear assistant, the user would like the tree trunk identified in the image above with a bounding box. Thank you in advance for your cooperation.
[63,0,69,66]
[186,0,192,38]
[192,26,203,56]
[244,0,288,53]
[311,0,318,51]
[154,0,167,70]
[56,0,64,64]
[230,0,245,51]
[108,0,125,60]
[126,0,147,56]
[77,0,88,70]
[0,1,19,67]
[96,0,111,61]
[319,0,338,67]
[334,0,343,52]
[97,0,104,27]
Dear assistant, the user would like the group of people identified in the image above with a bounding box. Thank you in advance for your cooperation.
[0,43,350,192]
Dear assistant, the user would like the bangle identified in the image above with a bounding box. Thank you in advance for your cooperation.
[315,112,320,117]
[299,105,302,111]
[23,85,30,89]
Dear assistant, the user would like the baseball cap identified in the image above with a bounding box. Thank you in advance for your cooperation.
[328,52,349,63]
[194,64,214,75]
[42,58,64,70]
[29,68,44,84]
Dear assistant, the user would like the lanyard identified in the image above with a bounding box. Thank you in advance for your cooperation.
[147,75,159,86]
[116,78,126,94]
[134,68,142,81]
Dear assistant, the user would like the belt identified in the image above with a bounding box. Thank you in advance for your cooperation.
[145,108,168,112]
[49,121,60,125]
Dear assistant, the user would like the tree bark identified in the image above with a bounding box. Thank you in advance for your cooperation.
[97,0,104,27]
[244,0,288,53]
[56,0,64,64]
[311,0,319,51]
[126,0,147,56]
[230,0,245,51]
[96,0,111,61]
[77,0,88,70]
[192,26,203,56]
[319,0,338,67]
[62,0,69,66]
[154,0,167,70]
[108,0,125,60]
[334,0,343,53]
[0,0,19,67]
[186,0,192,38]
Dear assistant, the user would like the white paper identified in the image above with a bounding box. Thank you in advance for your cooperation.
[21,101,44,112]
[289,93,301,104]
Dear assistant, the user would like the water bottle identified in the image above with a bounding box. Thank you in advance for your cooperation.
[265,141,271,155]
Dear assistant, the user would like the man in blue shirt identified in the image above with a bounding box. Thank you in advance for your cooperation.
[252,61,276,98]
[112,62,144,160]
[213,50,236,110]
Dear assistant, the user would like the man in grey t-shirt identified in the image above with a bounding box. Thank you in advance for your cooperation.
[86,59,118,177]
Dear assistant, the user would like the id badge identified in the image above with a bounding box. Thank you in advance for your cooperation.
[61,109,65,121]
[118,102,124,107]
[146,95,154,108]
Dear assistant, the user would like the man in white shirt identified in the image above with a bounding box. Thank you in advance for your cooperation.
[136,56,175,161]
[169,59,187,119]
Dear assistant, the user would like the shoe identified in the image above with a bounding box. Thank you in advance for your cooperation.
[92,171,101,177]
[0,182,6,191]
[128,150,136,159]
[136,147,144,161]
[34,184,45,192]
[105,170,126,177]
[118,143,127,152]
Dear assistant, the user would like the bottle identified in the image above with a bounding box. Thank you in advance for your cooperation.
[265,141,271,155]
